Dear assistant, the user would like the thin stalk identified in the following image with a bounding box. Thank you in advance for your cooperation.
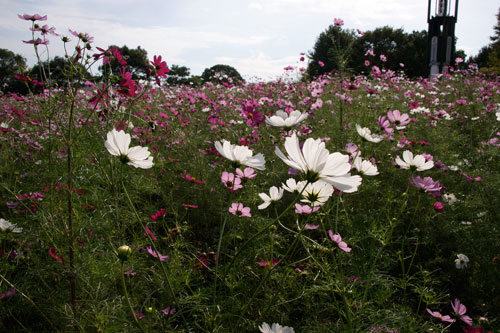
[121,262,146,333]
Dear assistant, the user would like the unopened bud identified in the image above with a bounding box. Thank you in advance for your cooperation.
[117,245,132,261]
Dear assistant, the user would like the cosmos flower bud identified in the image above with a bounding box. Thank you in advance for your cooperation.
[117,245,132,261]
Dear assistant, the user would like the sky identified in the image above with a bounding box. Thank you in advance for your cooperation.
[0,0,498,81]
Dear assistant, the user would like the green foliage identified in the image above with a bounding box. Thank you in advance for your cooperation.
[166,64,192,85]
[0,48,28,94]
[487,7,500,73]
[201,64,244,84]
[31,56,93,87]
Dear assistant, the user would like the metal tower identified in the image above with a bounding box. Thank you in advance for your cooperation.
[427,0,459,77]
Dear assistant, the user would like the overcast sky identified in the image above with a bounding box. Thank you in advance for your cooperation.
[1,0,498,80]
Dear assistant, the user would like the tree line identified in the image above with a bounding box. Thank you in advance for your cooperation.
[1,7,499,94]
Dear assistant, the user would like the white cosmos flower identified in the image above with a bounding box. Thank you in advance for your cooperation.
[265,110,307,128]
[300,181,334,206]
[282,178,306,193]
[352,157,379,176]
[105,129,154,169]
[0,218,22,233]
[275,132,362,193]
[356,124,383,143]
[259,322,294,333]
[258,186,284,209]
[214,140,266,170]
[395,150,433,171]
[455,253,469,269]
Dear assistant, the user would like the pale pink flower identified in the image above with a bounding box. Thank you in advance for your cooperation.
[18,14,47,21]
[229,203,251,217]
[295,203,319,215]
[146,246,169,261]
[333,18,344,26]
[221,171,243,192]
[328,230,351,252]
[451,299,473,326]
[426,309,456,323]
[236,167,257,179]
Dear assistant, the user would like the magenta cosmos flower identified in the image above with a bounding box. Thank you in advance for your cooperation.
[229,203,251,217]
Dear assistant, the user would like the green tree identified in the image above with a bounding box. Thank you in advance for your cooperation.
[100,45,150,79]
[306,25,359,78]
[166,64,191,85]
[487,7,500,73]
[470,45,492,69]
[0,48,28,94]
[31,56,92,88]
[201,64,244,84]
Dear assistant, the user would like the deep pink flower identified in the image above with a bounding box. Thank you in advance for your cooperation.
[426,308,456,323]
[49,247,63,263]
[146,246,169,261]
[182,203,198,208]
[318,60,325,67]
[229,203,251,217]
[182,174,206,184]
[451,299,473,326]
[135,312,144,319]
[240,100,265,128]
[356,29,364,35]
[145,226,157,241]
[118,67,137,97]
[328,230,351,252]
[150,55,169,85]
[18,14,47,21]
[256,258,280,269]
[150,208,166,221]
[433,201,444,212]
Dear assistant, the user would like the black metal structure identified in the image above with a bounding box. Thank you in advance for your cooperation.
[427,0,459,77]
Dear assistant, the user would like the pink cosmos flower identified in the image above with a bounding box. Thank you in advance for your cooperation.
[236,167,257,179]
[68,29,94,43]
[328,230,351,252]
[376,116,394,134]
[150,208,166,221]
[433,201,444,212]
[49,247,63,263]
[150,55,169,85]
[318,60,325,67]
[23,38,50,46]
[451,299,473,326]
[146,246,169,261]
[387,110,410,129]
[333,18,344,26]
[31,24,58,36]
[182,174,206,184]
[356,29,364,35]
[256,258,280,269]
[304,224,319,230]
[135,312,144,319]
[0,288,16,300]
[295,203,320,215]
[18,14,47,21]
[379,54,387,62]
[409,176,442,195]
[118,68,137,97]
[161,307,176,316]
[229,203,251,217]
[426,309,456,323]
[364,60,370,67]
[221,171,243,192]
[145,226,157,241]
[182,203,198,208]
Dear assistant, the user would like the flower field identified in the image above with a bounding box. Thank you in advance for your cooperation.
[1,15,500,333]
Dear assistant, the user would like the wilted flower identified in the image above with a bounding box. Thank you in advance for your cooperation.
[265,110,307,128]
[395,151,434,171]
[214,140,266,170]
[455,254,469,269]
[105,129,153,169]
[258,186,284,210]
[275,132,361,193]
[259,322,294,333]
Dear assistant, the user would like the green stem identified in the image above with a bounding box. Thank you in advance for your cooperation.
[121,262,146,333]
